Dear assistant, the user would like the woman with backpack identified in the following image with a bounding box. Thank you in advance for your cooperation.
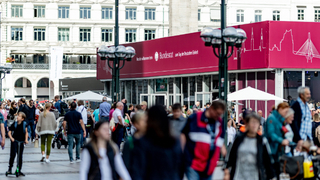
[312,113,320,147]
[36,103,58,163]
[79,121,131,180]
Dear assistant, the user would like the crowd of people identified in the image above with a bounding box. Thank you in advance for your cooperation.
[2,86,320,179]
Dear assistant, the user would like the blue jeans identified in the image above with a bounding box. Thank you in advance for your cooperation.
[186,167,212,180]
[26,120,35,141]
[101,116,109,122]
[116,127,124,148]
[67,134,81,161]
[80,127,86,147]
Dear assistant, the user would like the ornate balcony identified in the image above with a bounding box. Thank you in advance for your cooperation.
[12,63,97,70]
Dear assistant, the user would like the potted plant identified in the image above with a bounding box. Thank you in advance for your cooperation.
[6,57,15,63]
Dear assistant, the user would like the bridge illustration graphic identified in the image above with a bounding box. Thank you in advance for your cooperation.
[240,28,320,63]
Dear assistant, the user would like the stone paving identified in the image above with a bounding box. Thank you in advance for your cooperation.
[0,138,223,180]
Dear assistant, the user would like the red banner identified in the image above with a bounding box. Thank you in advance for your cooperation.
[97,21,320,80]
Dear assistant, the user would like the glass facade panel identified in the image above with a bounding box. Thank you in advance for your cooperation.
[156,79,167,92]
[190,77,195,108]
[182,77,188,107]
[283,71,302,103]
[197,76,203,92]
[305,71,320,106]
[175,78,181,94]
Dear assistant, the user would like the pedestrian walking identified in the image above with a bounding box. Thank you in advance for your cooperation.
[18,98,30,125]
[283,108,295,156]
[92,106,100,124]
[54,95,62,113]
[257,110,266,126]
[312,113,320,147]
[111,102,128,148]
[130,105,141,119]
[265,102,290,178]
[127,104,134,118]
[99,97,111,122]
[36,103,58,163]
[0,111,5,149]
[0,103,8,138]
[86,110,94,137]
[63,102,86,163]
[6,112,28,177]
[140,101,148,111]
[122,98,128,117]
[224,113,276,180]
[227,119,236,146]
[109,102,117,122]
[168,103,187,137]
[80,121,131,180]
[131,105,183,180]
[122,112,147,175]
[28,100,36,142]
[291,86,312,147]
[77,100,87,147]
[181,100,227,180]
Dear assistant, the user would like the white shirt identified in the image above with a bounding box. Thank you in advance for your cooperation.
[80,148,131,180]
[35,109,40,116]
[113,108,123,124]
[77,105,87,125]
[227,127,237,145]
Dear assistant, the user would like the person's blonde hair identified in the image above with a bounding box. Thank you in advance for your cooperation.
[43,103,51,118]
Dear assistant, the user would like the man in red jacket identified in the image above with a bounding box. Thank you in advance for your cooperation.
[181,100,227,180]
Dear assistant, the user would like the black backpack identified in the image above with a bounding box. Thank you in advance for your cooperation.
[60,101,69,116]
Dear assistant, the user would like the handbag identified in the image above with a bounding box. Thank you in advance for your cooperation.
[280,155,304,180]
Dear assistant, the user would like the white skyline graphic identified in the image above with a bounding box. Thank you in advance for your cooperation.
[234,28,320,63]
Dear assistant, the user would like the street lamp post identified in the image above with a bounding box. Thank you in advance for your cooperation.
[200,0,247,145]
[0,64,13,100]
[98,45,136,102]
[98,0,135,103]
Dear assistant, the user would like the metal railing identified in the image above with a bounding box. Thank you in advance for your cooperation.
[12,63,97,70]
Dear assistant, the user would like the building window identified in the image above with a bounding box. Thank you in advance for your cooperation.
[58,6,69,19]
[198,9,201,21]
[33,55,46,64]
[255,10,262,22]
[102,7,112,19]
[145,8,155,20]
[315,9,320,22]
[125,29,136,42]
[101,29,113,42]
[11,27,23,41]
[58,28,69,41]
[237,9,244,22]
[210,9,220,22]
[144,30,155,40]
[273,10,280,21]
[80,28,91,42]
[125,8,136,20]
[80,7,91,19]
[298,9,305,20]
[37,78,49,87]
[34,6,45,18]
[11,5,23,18]
[34,28,45,41]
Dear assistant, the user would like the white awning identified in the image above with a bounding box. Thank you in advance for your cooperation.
[228,86,287,101]
[11,49,41,54]
[63,91,111,102]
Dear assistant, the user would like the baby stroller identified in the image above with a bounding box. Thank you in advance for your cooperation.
[52,117,75,149]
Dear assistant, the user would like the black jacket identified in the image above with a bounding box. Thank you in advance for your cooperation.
[84,142,118,180]
[28,105,36,121]
[290,101,302,143]
[225,133,275,180]
[131,136,183,180]
[18,104,30,121]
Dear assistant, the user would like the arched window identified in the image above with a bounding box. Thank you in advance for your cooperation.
[37,78,49,87]
[15,78,32,88]
[15,78,23,87]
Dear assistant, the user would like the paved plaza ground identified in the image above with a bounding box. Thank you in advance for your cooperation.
[0,139,223,180]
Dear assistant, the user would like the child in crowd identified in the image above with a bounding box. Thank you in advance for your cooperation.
[6,112,28,177]
[224,113,276,180]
